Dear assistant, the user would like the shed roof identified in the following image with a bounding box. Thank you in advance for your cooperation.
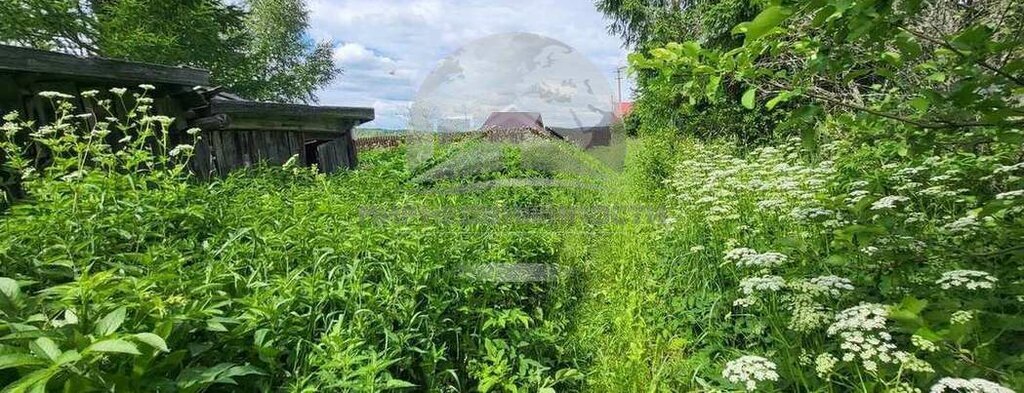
[0,45,209,86]
[210,99,375,134]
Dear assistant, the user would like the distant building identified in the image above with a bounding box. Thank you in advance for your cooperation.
[616,102,634,119]
[0,45,374,179]
[481,111,545,130]
[479,112,556,142]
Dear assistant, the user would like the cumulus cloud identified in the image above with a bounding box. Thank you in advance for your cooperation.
[309,0,634,129]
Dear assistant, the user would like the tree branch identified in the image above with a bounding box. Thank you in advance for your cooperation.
[900,27,1024,87]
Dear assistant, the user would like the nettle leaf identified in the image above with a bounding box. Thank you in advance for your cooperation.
[0,354,47,370]
[94,306,127,336]
[0,277,24,311]
[29,337,61,362]
[741,6,792,44]
[134,333,170,352]
[85,338,141,355]
[741,88,757,109]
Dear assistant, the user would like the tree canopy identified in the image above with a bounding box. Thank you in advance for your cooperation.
[0,0,337,103]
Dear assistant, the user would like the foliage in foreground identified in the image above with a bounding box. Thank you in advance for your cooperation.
[0,91,592,391]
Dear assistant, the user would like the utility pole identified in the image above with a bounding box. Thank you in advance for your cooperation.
[615,66,626,105]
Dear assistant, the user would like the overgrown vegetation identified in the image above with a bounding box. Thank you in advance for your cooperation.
[2,0,1023,391]
[579,0,1024,391]
[0,91,596,391]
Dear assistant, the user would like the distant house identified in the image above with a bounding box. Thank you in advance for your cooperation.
[0,45,374,179]
[479,111,557,142]
[616,102,634,119]
[481,111,545,130]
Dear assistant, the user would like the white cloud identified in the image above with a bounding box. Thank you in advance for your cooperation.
[308,0,635,129]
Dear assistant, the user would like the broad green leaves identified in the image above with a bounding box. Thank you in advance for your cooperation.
[93,306,126,336]
[733,6,792,44]
[85,339,141,355]
[741,89,756,109]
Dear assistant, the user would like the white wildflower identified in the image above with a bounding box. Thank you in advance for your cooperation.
[828,303,888,335]
[787,296,831,331]
[139,84,156,90]
[951,310,974,325]
[109,87,127,96]
[722,355,779,391]
[739,275,785,295]
[871,195,910,210]
[943,215,980,236]
[807,275,855,296]
[39,91,74,100]
[996,190,1024,200]
[911,335,938,352]
[724,248,758,262]
[936,270,997,290]
[81,90,99,98]
[930,377,1014,393]
[733,297,757,308]
[168,144,194,157]
[814,353,836,378]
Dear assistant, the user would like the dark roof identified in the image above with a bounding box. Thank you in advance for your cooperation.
[210,99,374,134]
[0,45,209,86]
[481,112,544,130]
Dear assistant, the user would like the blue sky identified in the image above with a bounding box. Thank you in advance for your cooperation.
[306,0,634,129]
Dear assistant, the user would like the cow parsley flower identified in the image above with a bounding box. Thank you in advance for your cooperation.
[930,377,1014,393]
[787,296,831,331]
[740,275,785,295]
[808,275,855,296]
[139,84,156,90]
[996,190,1024,200]
[109,87,128,96]
[911,335,938,352]
[814,353,837,378]
[722,356,779,391]
[725,247,758,262]
[936,270,997,290]
[951,310,974,325]
[943,216,980,236]
[733,297,757,308]
[828,303,888,335]
[39,91,74,100]
[81,90,99,98]
[871,195,910,210]
[168,144,194,157]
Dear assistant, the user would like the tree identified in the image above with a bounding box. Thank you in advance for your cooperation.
[0,0,338,103]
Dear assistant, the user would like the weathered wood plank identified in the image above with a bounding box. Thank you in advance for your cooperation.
[211,100,374,123]
[0,45,209,86]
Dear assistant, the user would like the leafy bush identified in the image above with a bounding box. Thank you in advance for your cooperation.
[0,91,588,392]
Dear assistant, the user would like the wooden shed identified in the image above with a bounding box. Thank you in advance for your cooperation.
[0,44,373,179]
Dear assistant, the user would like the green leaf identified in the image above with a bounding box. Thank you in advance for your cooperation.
[1,367,57,393]
[29,338,61,362]
[0,277,24,311]
[383,378,417,390]
[742,6,792,44]
[94,307,126,336]
[54,350,80,366]
[0,354,47,370]
[741,88,756,109]
[85,339,141,355]
[134,333,169,352]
